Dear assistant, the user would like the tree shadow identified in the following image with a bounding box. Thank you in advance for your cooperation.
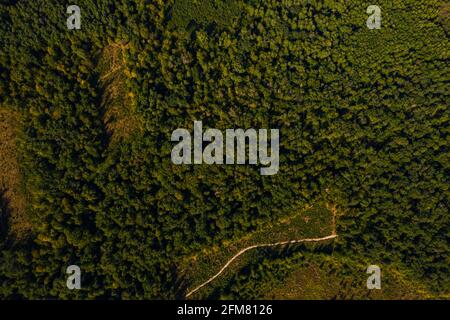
[0,189,12,244]
[172,265,191,300]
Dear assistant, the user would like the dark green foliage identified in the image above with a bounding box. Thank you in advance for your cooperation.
[168,0,242,31]
[0,0,448,299]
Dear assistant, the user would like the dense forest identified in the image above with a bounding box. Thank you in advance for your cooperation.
[0,0,448,299]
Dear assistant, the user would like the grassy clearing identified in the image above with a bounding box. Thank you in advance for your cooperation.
[0,108,30,239]
[265,255,444,300]
[97,41,143,143]
[181,204,335,299]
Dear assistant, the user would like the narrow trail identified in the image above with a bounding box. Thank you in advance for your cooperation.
[185,228,338,298]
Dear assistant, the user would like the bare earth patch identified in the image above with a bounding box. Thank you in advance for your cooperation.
[97,41,143,142]
[0,108,30,239]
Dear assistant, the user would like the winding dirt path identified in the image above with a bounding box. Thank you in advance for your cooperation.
[185,233,338,298]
